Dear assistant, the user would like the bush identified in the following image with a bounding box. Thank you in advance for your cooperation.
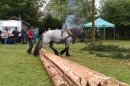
[96,53,109,57]
[111,52,123,59]
[81,43,130,59]
[82,44,129,52]
[124,54,130,59]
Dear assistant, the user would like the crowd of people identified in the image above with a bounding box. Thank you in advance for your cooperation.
[0,27,38,45]
[0,27,20,44]
[0,27,53,54]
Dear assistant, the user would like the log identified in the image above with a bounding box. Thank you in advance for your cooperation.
[60,57,119,86]
[41,49,87,86]
[39,49,130,86]
[47,52,119,86]
[45,50,99,86]
[40,50,76,86]
[39,54,69,86]
[119,82,130,86]
[39,50,76,86]
[99,77,119,86]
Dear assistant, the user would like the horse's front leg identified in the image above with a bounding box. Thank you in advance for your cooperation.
[49,41,59,56]
[60,42,70,57]
[60,47,66,55]
[66,46,70,56]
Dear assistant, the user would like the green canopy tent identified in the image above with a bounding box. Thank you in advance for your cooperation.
[83,18,115,40]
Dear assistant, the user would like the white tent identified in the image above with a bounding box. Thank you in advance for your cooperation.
[83,18,115,40]
[0,20,21,32]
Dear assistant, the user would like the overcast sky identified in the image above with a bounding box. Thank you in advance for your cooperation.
[95,0,100,8]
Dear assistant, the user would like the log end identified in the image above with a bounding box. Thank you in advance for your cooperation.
[56,80,69,86]
[77,77,87,86]
[102,77,119,86]
[88,78,99,86]
[119,82,130,86]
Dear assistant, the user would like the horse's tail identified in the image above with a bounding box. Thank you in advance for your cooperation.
[33,34,43,56]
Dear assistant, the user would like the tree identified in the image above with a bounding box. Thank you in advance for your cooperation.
[99,0,130,26]
[46,0,93,24]
[39,14,62,34]
[98,0,130,39]
[46,0,67,23]
[74,0,93,22]
[0,0,45,26]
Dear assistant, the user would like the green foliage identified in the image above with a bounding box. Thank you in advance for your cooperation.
[82,43,130,59]
[46,0,67,22]
[99,0,130,39]
[39,14,62,34]
[46,0,93,22]
[0,0,45,26]
[96,53,109,57]
[124,54,130,59]
[89,44,128,52]
[111,52,124,59]
[99,0,130,26]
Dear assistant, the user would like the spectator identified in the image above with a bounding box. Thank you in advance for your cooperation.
[0,30,2,43]
[48,28,50,31]
[26,26,34,54]
[0,30,2,35]
[43,30,46,34]
[20,28,26,44]
[4,27,8,44]
[8,28,13,44]
[33,31,38,44]
[12,27,19,44]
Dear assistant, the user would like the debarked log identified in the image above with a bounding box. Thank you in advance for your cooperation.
[119,82,130,86]
[44,50,119,86]
[39,49,129,86]
[40,52,76,86]
[41,51,87,86]
[39,54,69,86]
[45,51,99,86]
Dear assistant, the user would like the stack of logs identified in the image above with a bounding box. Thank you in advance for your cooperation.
[39,49,129,86]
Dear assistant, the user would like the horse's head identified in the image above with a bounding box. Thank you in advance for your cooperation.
[69,26,87,42]
[78,28,87,42]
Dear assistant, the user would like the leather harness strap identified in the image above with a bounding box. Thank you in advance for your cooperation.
[59,28,74,43]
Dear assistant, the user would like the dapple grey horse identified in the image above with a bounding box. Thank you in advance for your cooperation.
[33,26,87,56]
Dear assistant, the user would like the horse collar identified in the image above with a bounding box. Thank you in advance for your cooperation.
[66,29,75,38]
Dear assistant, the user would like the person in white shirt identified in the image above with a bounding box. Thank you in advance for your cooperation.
[8,28,13,44]
[4,27,8,44]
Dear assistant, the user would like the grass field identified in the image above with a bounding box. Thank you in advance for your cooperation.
[0,40,130,86]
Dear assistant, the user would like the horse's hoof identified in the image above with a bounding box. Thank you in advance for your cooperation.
[60,52,64,55]
[66,54,70,57]
[55,53,59,56]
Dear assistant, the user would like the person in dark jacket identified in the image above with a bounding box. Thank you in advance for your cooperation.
[20,28,26,44]
[12,27,19,44]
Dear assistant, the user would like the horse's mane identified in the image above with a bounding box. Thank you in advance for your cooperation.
[69,26,82,37]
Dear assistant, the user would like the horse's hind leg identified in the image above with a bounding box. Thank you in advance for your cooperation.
[49,41,59,55]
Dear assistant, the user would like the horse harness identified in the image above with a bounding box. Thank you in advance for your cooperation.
[58,29,74,43]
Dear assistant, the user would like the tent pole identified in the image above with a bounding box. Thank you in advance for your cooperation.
[104,27,105,41]
[114,27,115,40]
